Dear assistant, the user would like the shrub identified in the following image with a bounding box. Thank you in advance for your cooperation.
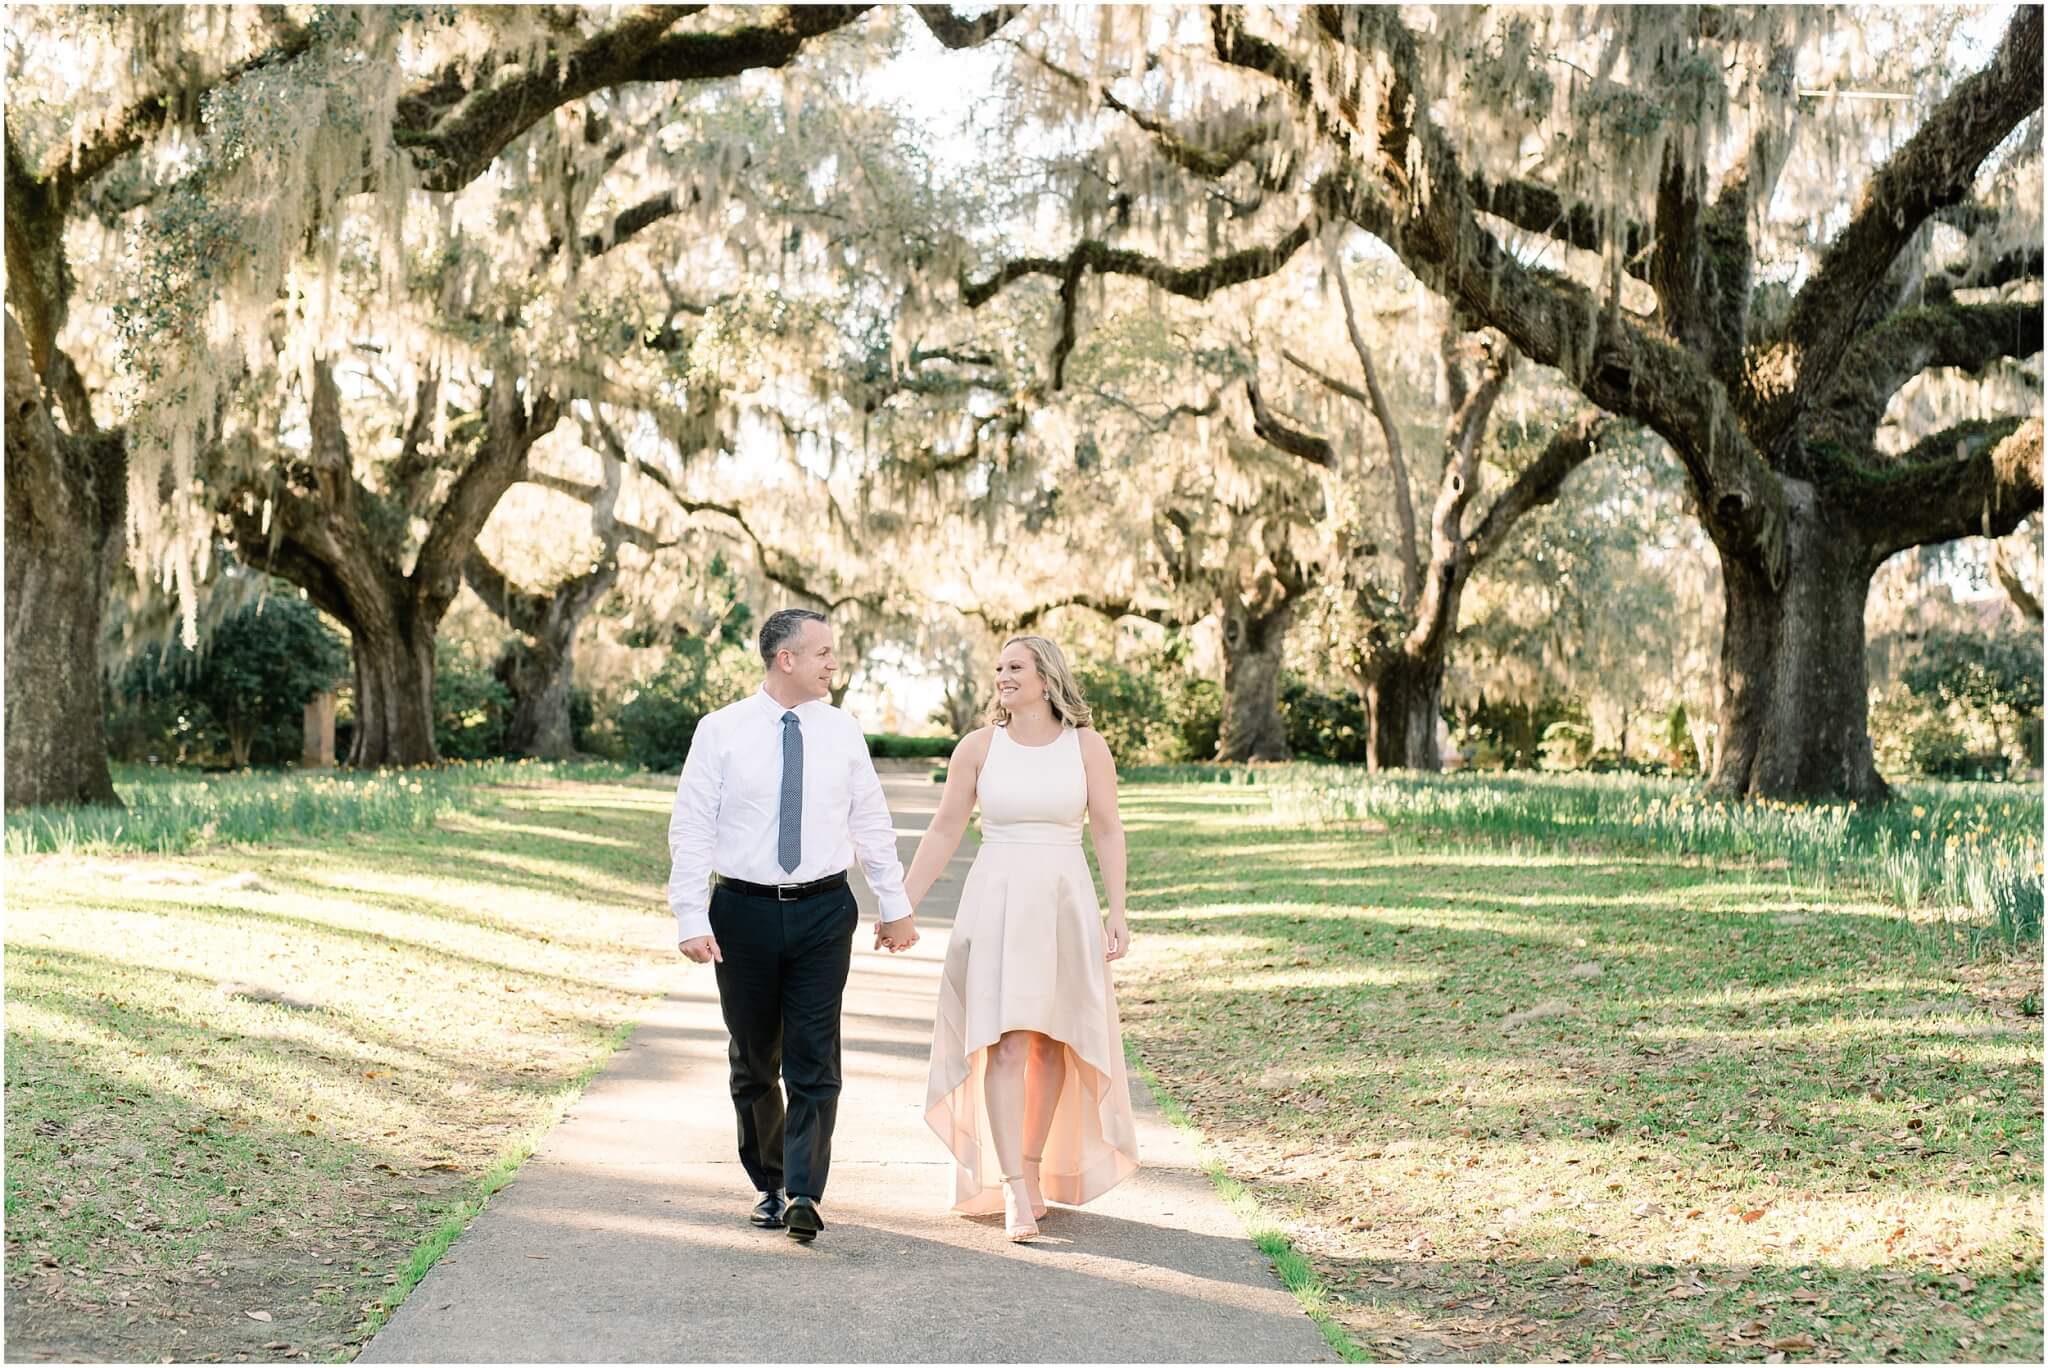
[1452,694,1585,771]
[1279,677,1370,763]
[1073,658,1179,765]
[568,685,630,761]
[1538,719,1595,771]
[1662,702,1703,773]
[617,636,758,772]
[434,638,512,760]
[114,594,348,767]
[1168,676,1224,762]
[103,679,208,766]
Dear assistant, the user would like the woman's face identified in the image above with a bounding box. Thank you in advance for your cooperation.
[995,643,1047,712]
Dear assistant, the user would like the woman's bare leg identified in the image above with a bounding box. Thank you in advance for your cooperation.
[982,1030,1032,1181]
[982,1030,1039,1237]
[1020,1033,1066,1214]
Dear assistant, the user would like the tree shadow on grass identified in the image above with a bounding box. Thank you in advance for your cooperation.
[1112,791,2041,1361]
[3,1037,469,1366]
[3,778,689,1364]
[8,945,628,1104]
[17,890,651,999]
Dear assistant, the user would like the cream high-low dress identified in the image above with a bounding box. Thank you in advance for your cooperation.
[923,724,1140,1215]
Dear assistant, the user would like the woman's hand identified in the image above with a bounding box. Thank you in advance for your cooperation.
[1103,912,1130,961]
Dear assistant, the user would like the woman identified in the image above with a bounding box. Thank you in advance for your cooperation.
[902,635,1139,1241]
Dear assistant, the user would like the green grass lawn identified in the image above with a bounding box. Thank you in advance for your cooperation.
[1113,778,2044,1363]
[6,765,2039,1363]
[4,775,679,1363]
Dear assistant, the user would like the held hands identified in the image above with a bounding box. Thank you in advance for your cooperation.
[1104,911,1130,962]
[678,935,723,965]
[874,914,919,953]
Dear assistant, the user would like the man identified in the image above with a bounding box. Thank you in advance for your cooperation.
[668,608,918,1244]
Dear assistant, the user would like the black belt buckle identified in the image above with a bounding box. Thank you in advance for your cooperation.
[776,882,803,902]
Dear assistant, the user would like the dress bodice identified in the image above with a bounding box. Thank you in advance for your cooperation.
[976,725,1087,846]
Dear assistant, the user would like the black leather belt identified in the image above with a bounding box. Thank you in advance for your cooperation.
[715,871,849,902]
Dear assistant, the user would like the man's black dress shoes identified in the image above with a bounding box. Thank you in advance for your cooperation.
[783,1195,824,1243]
[750,1190,787,1229]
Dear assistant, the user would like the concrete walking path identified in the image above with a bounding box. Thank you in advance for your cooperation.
[362,773,1332,1362]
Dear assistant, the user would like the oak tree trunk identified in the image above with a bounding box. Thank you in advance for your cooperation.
[499,641,576,760]
[348,614,440,768]
[1218,597,1292,761]
[470,551,620,761]
[4,318,122,807]
[1362,650,1447,772]
[1709,484,1888,802]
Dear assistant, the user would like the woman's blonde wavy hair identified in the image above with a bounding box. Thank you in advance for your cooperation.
[989,635,1094,730]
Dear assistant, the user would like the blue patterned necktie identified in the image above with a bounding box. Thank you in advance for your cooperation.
[778,711,802,874]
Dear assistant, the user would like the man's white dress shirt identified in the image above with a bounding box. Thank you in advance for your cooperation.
[668,687,913,942]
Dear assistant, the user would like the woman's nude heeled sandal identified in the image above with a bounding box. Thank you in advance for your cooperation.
[1002,1177,1040,1242]
[1021,1155,1049,1221]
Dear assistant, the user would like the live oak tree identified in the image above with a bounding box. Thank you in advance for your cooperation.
[484,400,901,754]
[5,4,1025,792]
[1241,239,1609,769]
[963,5,2044,800]
[1036,313,1327,762]
[944,233,1605,768]
[206,11,1004,767]
[873,296,1327,761]
[1451,428,1724,768]
[3,7,321,804]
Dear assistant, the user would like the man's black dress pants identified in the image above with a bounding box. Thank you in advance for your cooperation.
[707,881,858,1201]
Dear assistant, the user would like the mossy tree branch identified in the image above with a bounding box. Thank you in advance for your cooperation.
[1809,299,2045,449]
[1853,417,2043,560]
[1751,4,2043,449]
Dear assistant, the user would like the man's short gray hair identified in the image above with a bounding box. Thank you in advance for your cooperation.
[759,608,829,668]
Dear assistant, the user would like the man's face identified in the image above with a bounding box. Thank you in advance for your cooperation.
[780,620,838,701]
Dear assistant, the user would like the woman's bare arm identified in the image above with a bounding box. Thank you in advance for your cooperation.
[1079,729,1130,959]
[903,728,991,909]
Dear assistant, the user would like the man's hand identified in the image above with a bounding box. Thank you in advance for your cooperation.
[874,914,918,953]
[678,935,723,964]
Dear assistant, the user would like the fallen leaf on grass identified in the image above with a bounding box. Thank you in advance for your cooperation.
[1767,1333,1816,1351]
[244,1310,272,1322]
[1740,1207,1768,1223]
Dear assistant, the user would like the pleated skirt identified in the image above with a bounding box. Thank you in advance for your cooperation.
[923,840,1140,1214]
